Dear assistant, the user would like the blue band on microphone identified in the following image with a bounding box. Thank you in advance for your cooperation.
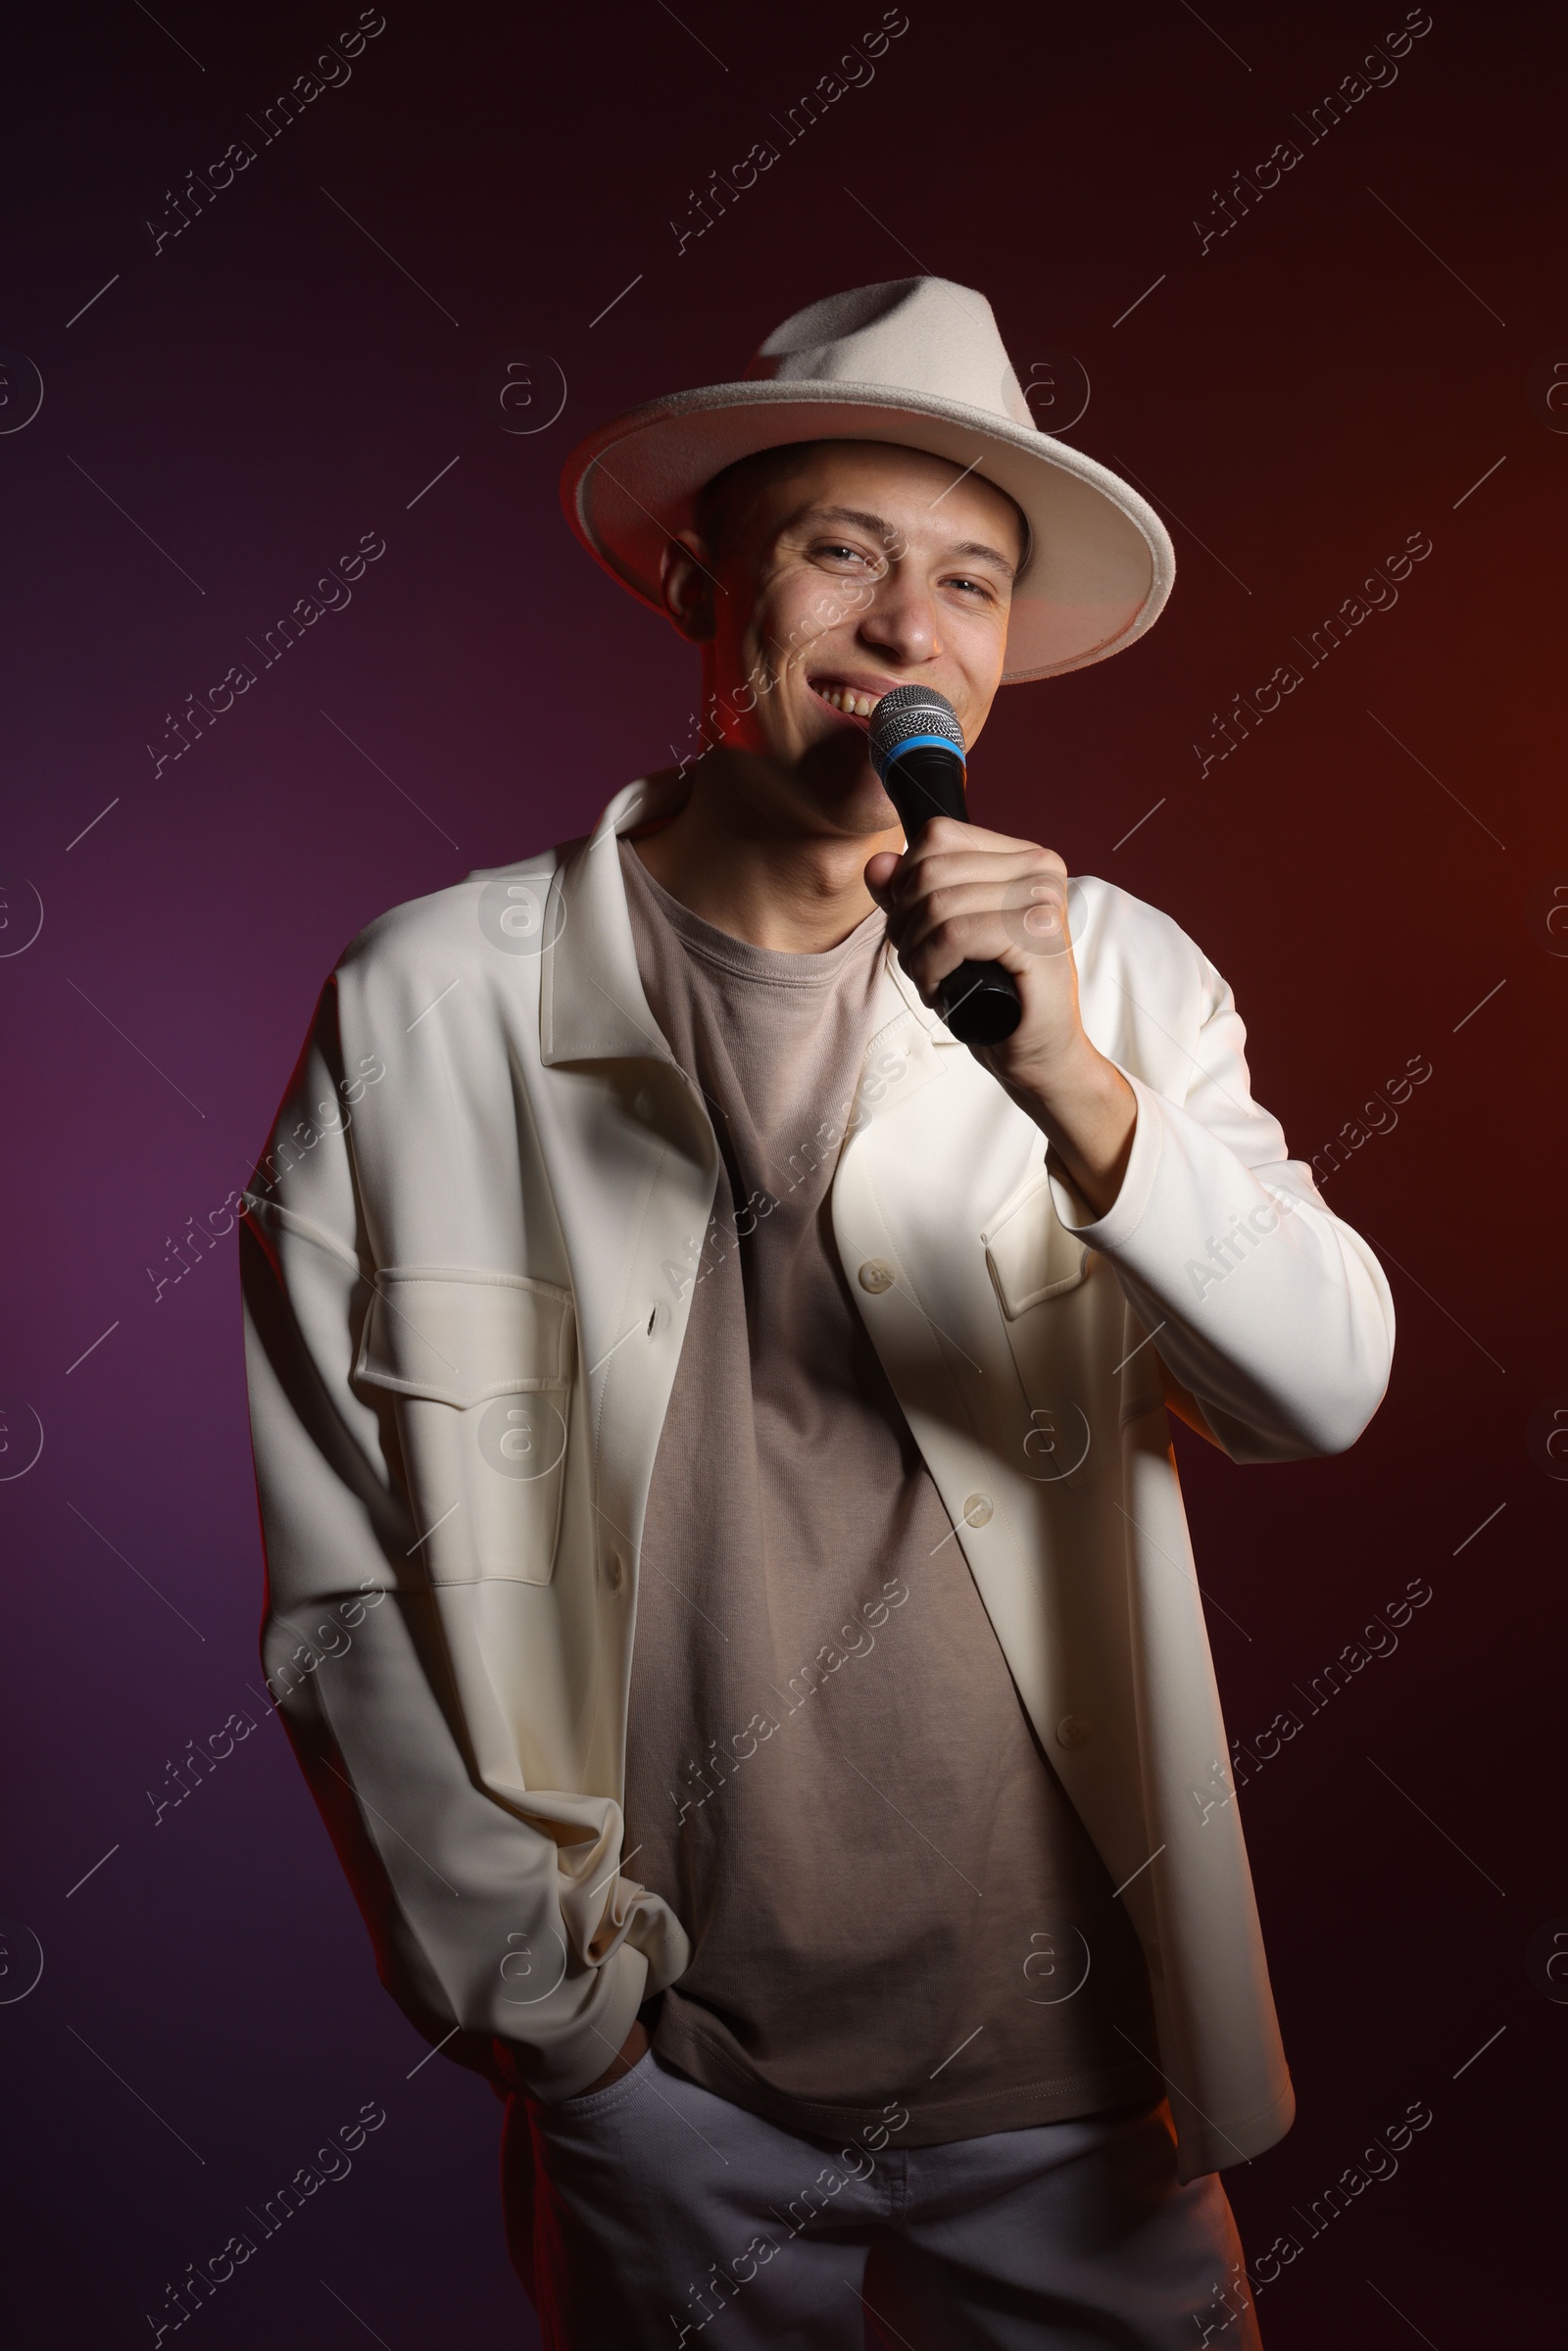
[873,733,969,779]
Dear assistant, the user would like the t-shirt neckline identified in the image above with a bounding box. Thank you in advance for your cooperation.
[618,836,887,992]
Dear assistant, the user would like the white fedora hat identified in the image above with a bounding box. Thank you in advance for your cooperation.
[560,276,1175,684]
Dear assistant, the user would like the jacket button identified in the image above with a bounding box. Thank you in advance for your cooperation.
[858,1260,896,1294]
[606,1552,624,1592]
[962,1493,994,1527]
[1055,1714,1093,1749]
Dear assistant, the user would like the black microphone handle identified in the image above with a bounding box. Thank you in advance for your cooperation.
[879,745,1023,1048]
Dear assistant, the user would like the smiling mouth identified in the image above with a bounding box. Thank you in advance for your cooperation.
[808,677,881,729]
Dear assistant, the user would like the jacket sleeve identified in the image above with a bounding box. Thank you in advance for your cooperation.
[239,974,663,2101]
[1052,956,1396,1461]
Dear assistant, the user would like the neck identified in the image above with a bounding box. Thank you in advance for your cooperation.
[631,749,902,953]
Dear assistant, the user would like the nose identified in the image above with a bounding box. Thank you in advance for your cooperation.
[857,563,942,667]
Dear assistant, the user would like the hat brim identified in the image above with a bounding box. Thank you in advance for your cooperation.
[559,379,1175,684]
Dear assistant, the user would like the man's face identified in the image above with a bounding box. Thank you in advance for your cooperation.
[667,440,1025,836]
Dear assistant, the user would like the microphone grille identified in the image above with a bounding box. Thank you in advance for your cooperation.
[868,684,965,777]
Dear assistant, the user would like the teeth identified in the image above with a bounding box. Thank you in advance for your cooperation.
[818,686,875,717]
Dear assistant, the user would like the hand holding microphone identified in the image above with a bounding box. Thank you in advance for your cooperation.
[863,690,1139,1217]
[867,684,1023,1047]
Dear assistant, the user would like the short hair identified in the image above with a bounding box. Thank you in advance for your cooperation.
[692,442,817,562]
[691,440,1031,576]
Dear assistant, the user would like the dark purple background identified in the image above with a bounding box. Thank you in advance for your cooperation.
[3,1,1565,2342]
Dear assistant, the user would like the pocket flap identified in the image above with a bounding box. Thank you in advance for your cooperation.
[355,1267,574,1408]
[982,1176,1091,1318]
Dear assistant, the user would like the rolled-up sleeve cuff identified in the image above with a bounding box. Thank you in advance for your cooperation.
[492,1937,651,2105]
[1046,1068,1166,1253]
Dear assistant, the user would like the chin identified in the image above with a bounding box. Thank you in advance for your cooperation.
[791,721,876,795]
[795,758,901,840]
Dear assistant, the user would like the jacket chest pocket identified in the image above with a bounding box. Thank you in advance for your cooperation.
[982,1175,1103,1490]
[354,1267,574,1587]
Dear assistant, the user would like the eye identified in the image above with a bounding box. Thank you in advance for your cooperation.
[811,540,880,570]
[945,574,995,601]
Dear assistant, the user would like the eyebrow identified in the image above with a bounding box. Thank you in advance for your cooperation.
[792,504,1019,581]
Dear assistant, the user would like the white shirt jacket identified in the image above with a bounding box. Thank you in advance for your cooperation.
[239,773,1395,2182]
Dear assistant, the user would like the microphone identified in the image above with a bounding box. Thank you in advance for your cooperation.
[868,685,1023,1048]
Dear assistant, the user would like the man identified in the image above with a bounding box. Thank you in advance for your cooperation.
[241,278,1395,2348]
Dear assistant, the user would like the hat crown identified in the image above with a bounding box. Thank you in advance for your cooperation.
[560,275,1175,682]
[746,275,1035,430]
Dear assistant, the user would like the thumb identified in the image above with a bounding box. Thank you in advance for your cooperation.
[863,849,903,905]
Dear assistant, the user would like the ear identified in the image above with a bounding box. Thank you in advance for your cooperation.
[660,531,717,643]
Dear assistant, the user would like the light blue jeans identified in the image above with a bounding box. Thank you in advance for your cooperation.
[503,2048,1263,2349]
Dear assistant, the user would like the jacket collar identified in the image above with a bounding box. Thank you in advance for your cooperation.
[884,943,963,1047]
[539,775,683,1067]
[539,773,963,1066]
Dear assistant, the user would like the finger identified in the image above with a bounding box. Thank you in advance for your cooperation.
[911,814,1054,861]
[888,851,1062,931]
[890,874,1072,961]
[897,897,1075,993]
[892,843,1066,914]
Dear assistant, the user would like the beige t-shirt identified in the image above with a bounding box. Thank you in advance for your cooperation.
[618,837,1160,2147]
